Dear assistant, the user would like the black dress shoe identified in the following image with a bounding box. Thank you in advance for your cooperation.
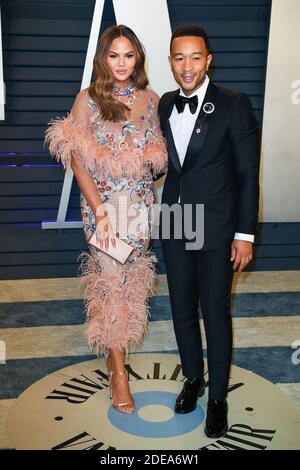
[204,399,228,438]
[175,378,205,414]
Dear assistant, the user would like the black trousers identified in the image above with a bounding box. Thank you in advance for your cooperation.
[161,238,234,400]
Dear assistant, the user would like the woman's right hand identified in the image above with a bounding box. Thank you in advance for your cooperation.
[95,205,116,251]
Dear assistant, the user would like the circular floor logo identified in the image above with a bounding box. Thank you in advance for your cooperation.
[8,354,300,450]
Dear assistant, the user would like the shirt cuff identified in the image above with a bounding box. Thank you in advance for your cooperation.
[234,232,255,243]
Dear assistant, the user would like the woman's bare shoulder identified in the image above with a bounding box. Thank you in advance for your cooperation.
[74,88,91,104]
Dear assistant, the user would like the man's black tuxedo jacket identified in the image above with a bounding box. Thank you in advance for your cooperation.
[157,81,260,251]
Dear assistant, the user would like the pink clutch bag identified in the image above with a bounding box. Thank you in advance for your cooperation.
[88,232,134,265]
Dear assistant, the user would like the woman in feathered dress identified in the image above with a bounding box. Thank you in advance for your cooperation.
[45,25,167,414]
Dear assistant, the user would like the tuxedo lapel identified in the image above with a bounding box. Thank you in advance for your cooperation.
[160,89,182,174]
[181,81,218,176]
[166,120,182,174]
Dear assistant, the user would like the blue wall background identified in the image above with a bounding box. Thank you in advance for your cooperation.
[1,0,297,280]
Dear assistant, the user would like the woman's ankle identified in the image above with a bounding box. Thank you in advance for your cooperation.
[107,349,126,373]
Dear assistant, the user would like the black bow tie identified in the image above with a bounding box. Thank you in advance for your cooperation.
[175,94,198,114]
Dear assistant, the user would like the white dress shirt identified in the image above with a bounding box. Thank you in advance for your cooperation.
[169,75,254,243]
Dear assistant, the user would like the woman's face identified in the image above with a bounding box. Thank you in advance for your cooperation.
[106,36,137,87]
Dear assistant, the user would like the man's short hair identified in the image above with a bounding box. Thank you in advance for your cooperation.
[170,25,212,54]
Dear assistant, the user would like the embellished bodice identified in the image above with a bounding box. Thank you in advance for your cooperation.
[87,87,159,162]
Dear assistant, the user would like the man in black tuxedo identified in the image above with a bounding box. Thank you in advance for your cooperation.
[157,25,260,438]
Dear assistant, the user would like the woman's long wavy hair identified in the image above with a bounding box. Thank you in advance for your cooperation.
[88,25,149,121]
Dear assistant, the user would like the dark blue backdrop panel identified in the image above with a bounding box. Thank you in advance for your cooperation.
[1,0,296,280]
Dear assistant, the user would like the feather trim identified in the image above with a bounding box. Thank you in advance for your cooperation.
[45,114,167,179]
[78,251,157,357]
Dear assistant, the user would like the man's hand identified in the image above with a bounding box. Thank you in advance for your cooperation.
[230,240,253,272]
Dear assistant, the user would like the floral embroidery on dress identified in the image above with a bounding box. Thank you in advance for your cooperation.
[45,86,167,357]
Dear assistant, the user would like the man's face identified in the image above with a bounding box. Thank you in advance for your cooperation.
[169,36,212,96]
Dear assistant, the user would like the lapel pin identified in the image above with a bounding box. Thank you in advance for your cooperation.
[196,128,201,133]
[203,102,215,114]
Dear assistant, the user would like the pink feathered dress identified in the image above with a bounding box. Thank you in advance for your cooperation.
[45,85,167,357]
